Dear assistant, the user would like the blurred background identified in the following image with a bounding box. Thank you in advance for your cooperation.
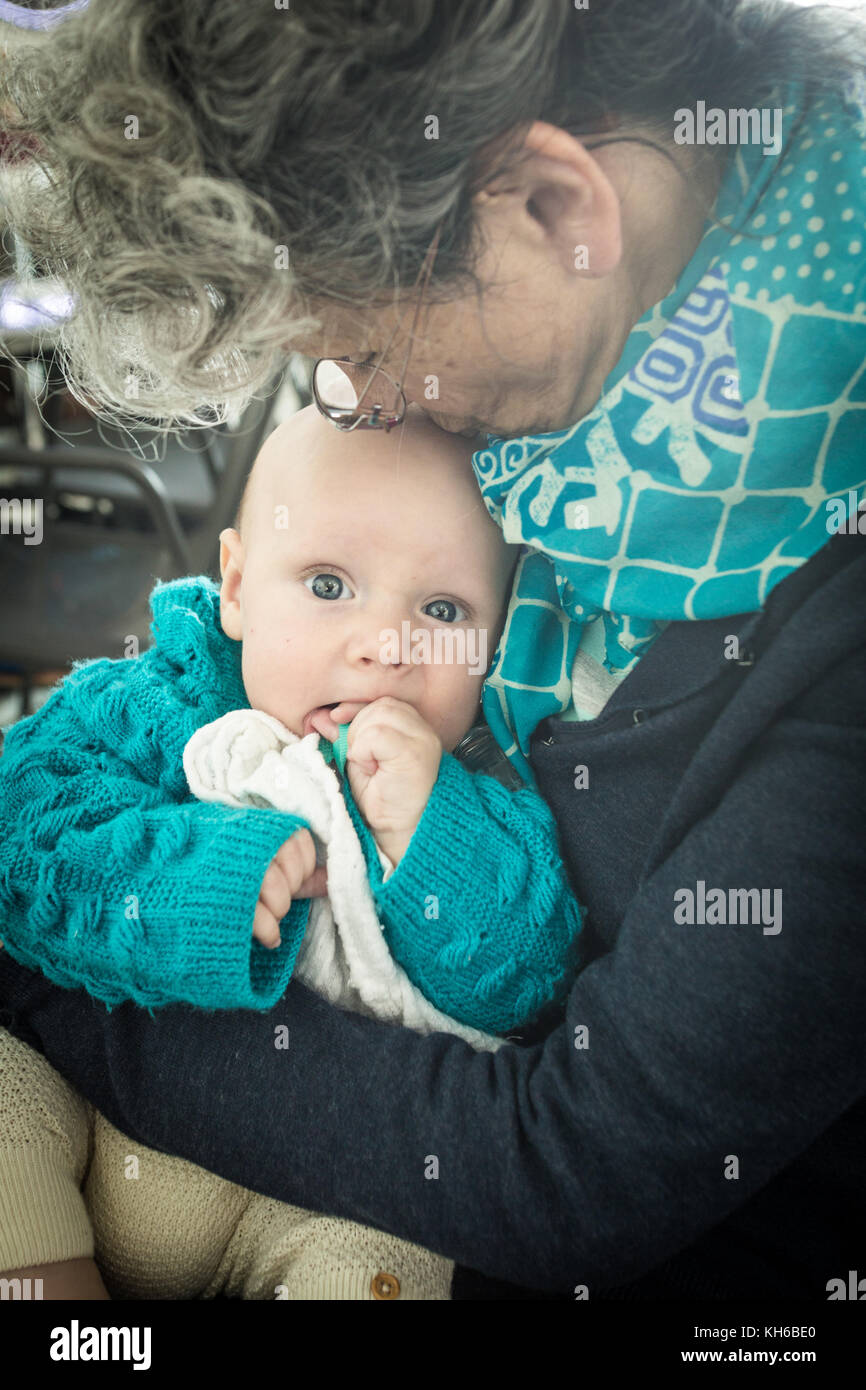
[0,2,313,734]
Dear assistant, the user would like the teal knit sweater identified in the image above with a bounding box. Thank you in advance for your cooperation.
[0,577,583,1033]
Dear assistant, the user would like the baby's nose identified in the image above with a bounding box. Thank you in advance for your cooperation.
[347,610,413,668]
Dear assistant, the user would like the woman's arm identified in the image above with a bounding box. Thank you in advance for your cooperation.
[2,645,863,1292]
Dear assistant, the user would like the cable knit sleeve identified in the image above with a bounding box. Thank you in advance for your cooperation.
[0,578,313,1012]
[369,752,584,1034]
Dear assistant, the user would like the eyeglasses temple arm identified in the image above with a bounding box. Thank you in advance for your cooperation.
[354,224,443,412]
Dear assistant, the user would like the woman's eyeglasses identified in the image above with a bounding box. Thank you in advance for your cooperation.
[312,225,442,432]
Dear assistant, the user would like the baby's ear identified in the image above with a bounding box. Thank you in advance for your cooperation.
[218,528,244,640]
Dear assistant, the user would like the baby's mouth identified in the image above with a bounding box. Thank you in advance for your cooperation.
[303,702,369,739]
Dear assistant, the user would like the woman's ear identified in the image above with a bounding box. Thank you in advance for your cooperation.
[218,527,244,640]
[474,120,623,279]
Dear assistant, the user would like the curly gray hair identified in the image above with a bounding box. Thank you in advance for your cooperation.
[0,0,862,431]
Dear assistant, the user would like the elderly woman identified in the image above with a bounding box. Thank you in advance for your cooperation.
[0,0,864,1301]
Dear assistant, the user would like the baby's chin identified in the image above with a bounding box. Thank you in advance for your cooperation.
[241,696,305,740]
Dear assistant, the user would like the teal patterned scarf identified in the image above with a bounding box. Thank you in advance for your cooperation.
[475,79,866,784]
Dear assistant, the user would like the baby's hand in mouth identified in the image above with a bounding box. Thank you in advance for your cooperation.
[308,702,369,740]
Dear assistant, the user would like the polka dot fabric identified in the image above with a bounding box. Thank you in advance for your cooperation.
[474,80,866,782]
[720,93,866,314]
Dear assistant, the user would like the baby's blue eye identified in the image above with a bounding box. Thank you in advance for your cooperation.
[424,599,464,623]
[305,572,348,600]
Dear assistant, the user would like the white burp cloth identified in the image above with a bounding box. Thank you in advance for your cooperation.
[183,708,502,1052]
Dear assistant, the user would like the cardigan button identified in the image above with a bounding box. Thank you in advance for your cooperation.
[371,1271,401,1300]
[632,708,646,725]
[541,736,555,747]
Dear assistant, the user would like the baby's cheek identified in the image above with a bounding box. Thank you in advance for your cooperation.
[438,672,485,751]
[242,642,281,713]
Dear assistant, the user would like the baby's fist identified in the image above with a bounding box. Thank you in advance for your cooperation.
[340,698,442,863]
[253,828,325,949]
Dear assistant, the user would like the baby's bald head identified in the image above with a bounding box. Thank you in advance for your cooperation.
[234,404,515,603]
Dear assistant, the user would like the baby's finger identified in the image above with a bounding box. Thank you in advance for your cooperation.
[348,718,407,771]
[258,858,294,922]
[252,903,282,950]
[342,697,419,735]
[293,865,329,899]
[318,697,417,743]
[272,828,317,891]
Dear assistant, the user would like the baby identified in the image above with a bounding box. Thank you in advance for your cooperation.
[0,404,584,1300]
[222,402,523,954]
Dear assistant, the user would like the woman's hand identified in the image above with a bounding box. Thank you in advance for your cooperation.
[253,828,327,949]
